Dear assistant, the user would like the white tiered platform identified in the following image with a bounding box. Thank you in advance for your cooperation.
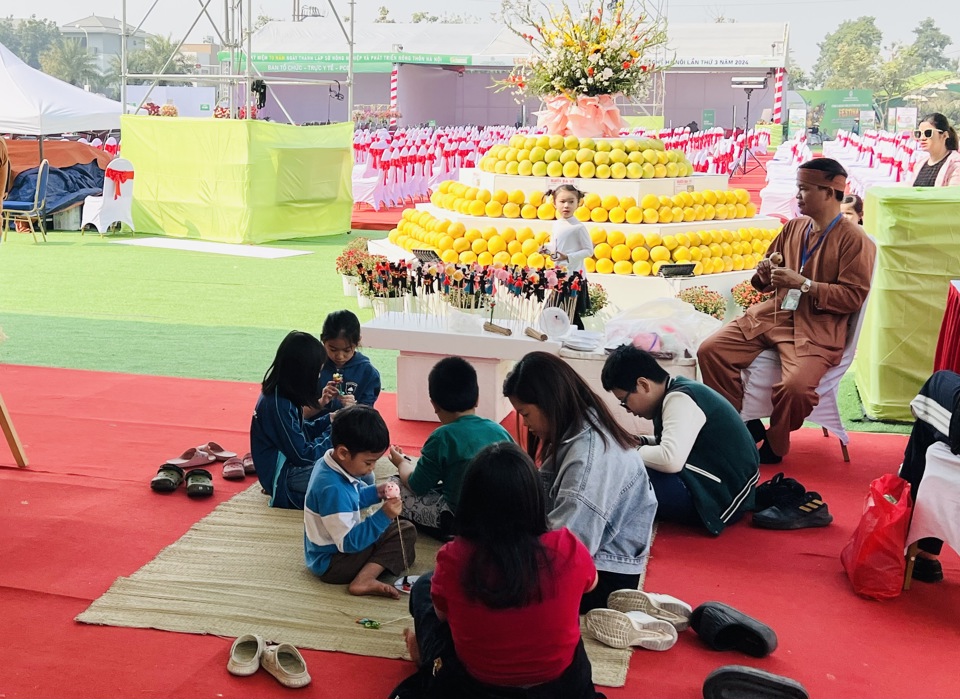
[464,170,731,198]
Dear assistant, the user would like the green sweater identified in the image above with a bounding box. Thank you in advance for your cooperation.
[648,376,759,535]
[408,414,513,512]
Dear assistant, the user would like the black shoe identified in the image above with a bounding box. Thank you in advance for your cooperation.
[703,666,809,699]
[745,419,766,444]
[758,440,783,464]
[912,557,944,583]
[690,602,778,658]
[752,491,833,530]
[755,472,806,512]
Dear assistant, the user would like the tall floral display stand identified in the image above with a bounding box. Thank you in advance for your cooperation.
[496,0,668,137]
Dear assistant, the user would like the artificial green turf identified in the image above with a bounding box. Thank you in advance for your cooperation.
[0,227,910,434]
[0,229,398,389]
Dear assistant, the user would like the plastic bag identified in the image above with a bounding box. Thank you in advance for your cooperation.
[604,297,722,358]
[840,474,912,600]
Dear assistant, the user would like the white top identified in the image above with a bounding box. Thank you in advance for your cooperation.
[638,392,707,474]
[548,217,594,275]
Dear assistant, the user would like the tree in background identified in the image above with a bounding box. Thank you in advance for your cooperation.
[911,18,958,72]
[39,38,100,88]
[0,15,61,69]
[785,49,810,90]
[374,6,395,23]
[874,43,921,128]
[122,35,190,85]
[811,17,882,89]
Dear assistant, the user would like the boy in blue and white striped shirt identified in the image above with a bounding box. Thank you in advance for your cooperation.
[304,405,417,599]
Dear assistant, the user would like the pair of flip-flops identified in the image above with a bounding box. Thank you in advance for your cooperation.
[222,453,256,481]
[165,442,237,470]
[150,465,214,498]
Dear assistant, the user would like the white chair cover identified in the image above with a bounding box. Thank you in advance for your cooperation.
[80,158,135,235]
[739,288,872,449]
[906,442,960,551]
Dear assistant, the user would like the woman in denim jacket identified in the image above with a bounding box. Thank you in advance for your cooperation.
[504,351,658,613]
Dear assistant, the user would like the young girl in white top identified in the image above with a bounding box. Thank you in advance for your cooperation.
[544,185,594,329]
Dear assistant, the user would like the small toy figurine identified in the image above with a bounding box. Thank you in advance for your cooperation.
[383,481,400,499]
[332,372,344,395]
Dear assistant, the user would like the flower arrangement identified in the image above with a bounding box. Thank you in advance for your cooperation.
[496,0,668,101]
[159,102,179,117]
[143,102,160,116]
[344,236,370,254]
[581,282,609,317]
[237,105,258,120]
[731,279,771,310]
[676,286,726,320]
[335,247,371,277]
[352,105,402,129]
[355,255,402,298]
[213,105,231,119]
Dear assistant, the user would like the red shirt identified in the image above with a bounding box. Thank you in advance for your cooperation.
[430,527,596,686]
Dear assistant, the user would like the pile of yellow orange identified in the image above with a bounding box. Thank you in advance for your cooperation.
[585,226,781,277]
[430,181,557,220]
[388,208,556,269]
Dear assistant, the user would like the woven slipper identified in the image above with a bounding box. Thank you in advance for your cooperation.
[165,447,217,469]
[690,602,777,657]
[222,457,246,481]
[196,441,237,461]
[185,469,214,498]
[150,464,184,493]
[241,452,256,475]
[261,643,311,688]
[585,609,678,651]
[703,665,809,699]
[607,589,694,631]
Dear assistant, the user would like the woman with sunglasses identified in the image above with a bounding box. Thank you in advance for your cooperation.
[503,351,657,613]
[910,113,960,187]
[601,345,759,534]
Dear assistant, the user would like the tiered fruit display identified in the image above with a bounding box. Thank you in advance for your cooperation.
[389,209,555,269]
[477,135,694,180]
[584,225,782,277]
[387,209,780,278]
[431,181,758,224]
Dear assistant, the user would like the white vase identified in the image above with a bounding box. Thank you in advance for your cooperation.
[357,291,372,309]
[342,274,357,296]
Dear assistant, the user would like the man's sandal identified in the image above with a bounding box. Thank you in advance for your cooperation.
[150,464,185,493]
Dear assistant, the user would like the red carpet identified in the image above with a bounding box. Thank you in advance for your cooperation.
[2,364,959,698]
[729,151,773,208]
[352,204,405,231]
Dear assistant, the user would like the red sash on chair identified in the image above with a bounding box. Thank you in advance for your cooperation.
[105,167,134,199]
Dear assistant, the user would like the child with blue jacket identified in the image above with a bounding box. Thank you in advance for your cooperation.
[305,405,417,598]
[308,310,382,428]
[250,331,341,510]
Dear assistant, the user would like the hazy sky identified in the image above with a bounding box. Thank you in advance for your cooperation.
[24,0,959,70]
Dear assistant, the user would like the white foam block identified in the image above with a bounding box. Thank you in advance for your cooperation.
[110,237,312,259]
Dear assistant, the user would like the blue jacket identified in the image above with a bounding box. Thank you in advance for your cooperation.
[304,450,391,576]
[313,351,382,432]
[541,413,657,575]
[250,390,331,508]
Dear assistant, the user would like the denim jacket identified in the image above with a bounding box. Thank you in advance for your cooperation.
[541,417,657,575]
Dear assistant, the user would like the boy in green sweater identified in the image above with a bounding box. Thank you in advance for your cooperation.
[388,357,513,539]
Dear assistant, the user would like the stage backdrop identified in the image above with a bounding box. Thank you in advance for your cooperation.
[121,116,353,244]
[856,187,960,421]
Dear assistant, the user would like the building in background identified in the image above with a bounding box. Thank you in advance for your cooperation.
[60,15,151,74]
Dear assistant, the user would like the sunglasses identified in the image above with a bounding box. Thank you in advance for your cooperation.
[914,128,944,139]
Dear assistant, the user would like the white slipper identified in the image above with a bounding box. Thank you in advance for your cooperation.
[607,589,694,631]
[226,633,264,677]
[261,643,311,688]
[585,608,679,651]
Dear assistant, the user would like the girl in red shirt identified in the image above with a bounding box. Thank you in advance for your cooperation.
[392,442,601,699]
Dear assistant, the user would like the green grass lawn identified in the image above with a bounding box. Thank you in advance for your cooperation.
[0,227,909,434]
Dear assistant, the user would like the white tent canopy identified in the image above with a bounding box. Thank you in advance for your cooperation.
[0,41,121,135]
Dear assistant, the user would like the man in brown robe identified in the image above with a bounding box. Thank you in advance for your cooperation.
[698,158,876,463]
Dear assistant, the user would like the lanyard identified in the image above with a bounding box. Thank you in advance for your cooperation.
[800,213,842,274]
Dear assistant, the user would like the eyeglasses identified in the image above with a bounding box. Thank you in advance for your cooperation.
[914,128,944,139]
[619,390,635,409]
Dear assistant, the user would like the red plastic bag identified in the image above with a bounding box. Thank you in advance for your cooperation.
[840,474,912,600]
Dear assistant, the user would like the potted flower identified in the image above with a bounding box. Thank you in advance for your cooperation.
[676,286,727,321]
[496,0,668,136]
[731,279,771,311]
[335,247,368,296]
[580,282,610,331]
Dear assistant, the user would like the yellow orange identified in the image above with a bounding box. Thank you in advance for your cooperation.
[611,244,631,262]
[595,258,615,274]
[650,245,671,262]
[606,230,626,247]
[590,228,607,245]
[633,259,652,276]
[594,243,613,259]
[591,208,609,223]
[485,200,503,218]
[632,245,650,262]
[614,260,634,275]
[510,252,528,267]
